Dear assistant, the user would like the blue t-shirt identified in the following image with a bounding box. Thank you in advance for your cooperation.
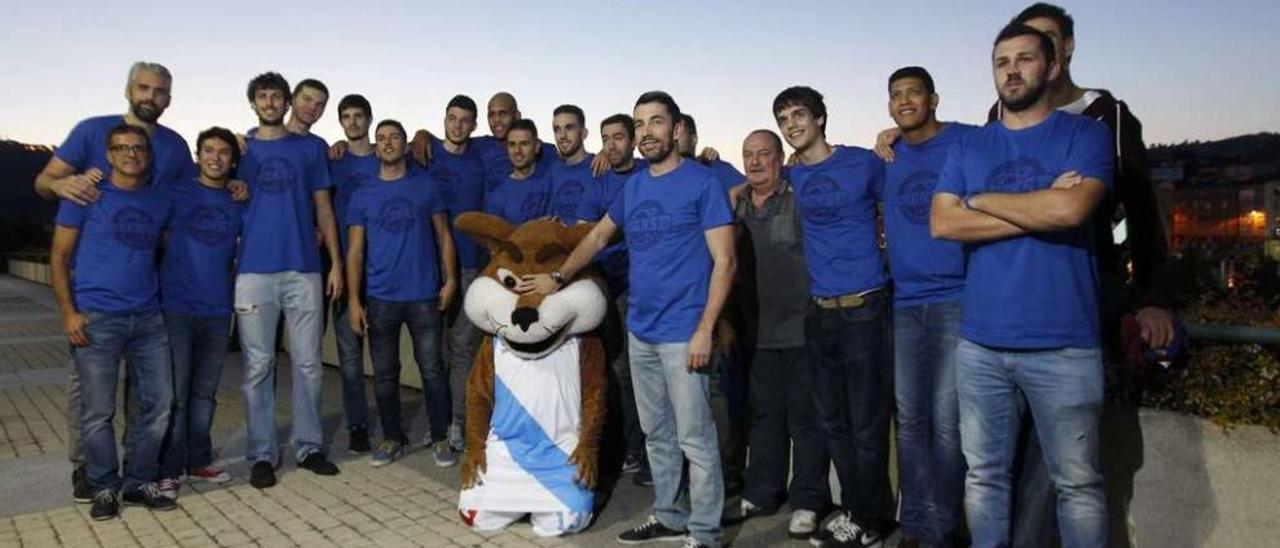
[548,154,599,223]
[576,159,648,293]
[471,135,558,190]
[935,110,1114,349]
[428,139,488,270]
[884,123,978,308]
[55,115,195,188]
[160,177,243,316]
[484,168,551,226]
[330,151,379,253]
[347,170,448,302]
[705,158,744,193]
[607,160,733,342]
[789,145,887,297]
[55,182,172,314]
[237,133,333,274]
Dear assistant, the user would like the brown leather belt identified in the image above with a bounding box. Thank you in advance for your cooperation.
[812,288,883,309]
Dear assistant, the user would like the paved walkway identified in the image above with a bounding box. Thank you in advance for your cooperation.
[0,275,807,547]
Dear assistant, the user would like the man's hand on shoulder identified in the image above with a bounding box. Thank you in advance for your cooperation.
[53,168,104,206]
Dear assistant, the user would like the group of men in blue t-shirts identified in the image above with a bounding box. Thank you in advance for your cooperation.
[37,3,1177,548]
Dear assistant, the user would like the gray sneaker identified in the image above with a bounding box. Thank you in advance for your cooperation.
[432,440,458,468]
[370,440,404,467]
[447,422,466,452]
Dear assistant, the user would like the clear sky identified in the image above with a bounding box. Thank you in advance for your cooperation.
[1,0,1276,169]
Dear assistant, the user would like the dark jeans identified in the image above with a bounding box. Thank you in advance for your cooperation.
[333,298,369,432]
[445,268,482,436]
[159,312,230,477]
[73,312,173,493]
[743,346,831,512]
[804,291,893,528]
[367,298,449,444]
[605,291,644,458]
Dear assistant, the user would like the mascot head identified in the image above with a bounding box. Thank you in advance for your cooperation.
[456,212,608,360]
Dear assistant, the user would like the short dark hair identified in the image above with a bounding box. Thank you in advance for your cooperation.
[293,78,329,100]
[375,119,407,140]
[447,94,478,116]
[196,126,241,170]
[507,118,538,141]
[993,23,1056,66]
[106,124,150,149]
[600,113,635,138]
[246,72,290,103]
[553,104,586,127]
[746,129,784,156]
[634,91,682,125]
[1013,2,1074,39]
[680,114,698,136]
[337,94,372,119]
[772,86,827,134]
[888,66,936,96]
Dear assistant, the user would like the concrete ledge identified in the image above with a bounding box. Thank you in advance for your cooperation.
[5,259,49,286]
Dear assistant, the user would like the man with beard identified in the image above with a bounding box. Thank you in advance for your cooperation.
[575,113,649,483]
[345,120,457,469]
[425,95,488,454]
[773,85,891,548]
[547,104,602,222]
[235,72,344,489]
[930,24,1113,548]
[408,92,557,186]
[483,119,552,225]
[522,91,736,548]
[328,94,378,455]
[678,114,744,193]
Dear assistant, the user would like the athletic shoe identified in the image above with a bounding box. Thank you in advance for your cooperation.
[348,427,371,454]
[89,490,119,521]
[122,483,177,512]
[250,461,276,489]
[812,511,883,548]
[72,465,91,504]
[157,476,181,500]
[188,466,231,484]
[432,441,458,468]
[298,453,340,476]
[448,422,465,452]
[370,440,404,467]
[616,515,687,545]
[621,454,644,474]
[633,461,654,487]
[680,537,712,548]
[789,509,819,539]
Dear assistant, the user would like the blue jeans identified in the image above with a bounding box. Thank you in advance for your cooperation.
[894,300,964,546]
[367,299,450,443]
[956,339,1107,548]
[73,312,172,494]
[629,333,724,547]
[159,312,230,477]
[743,346,830,512]
[804,292,893,528]
[333,298,369,432]
[234,272,326,464]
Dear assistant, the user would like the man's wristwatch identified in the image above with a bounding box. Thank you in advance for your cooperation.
[549,270,566,287]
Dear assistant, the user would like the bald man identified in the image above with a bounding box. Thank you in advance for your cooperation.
[408,92,557,188]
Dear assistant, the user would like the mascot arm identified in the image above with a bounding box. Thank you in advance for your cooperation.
[568,334,607,489]
[460,336,496,489]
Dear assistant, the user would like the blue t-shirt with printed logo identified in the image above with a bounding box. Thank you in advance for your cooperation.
[347,170,448,302]
[484,168,551,226]
[884,123,977,308]
[330,151,379,253]
[607,160,733,342]
[160,177,243,316]
[55,115,195,188]
[705,158,744,193]
[548,154,599,223]
[577,159,647,294]
[789,145,887,297]
[428,139,488,270]
[55,182,172,314]
[935,110,1114,349]
[236,133,333,274]
[471,135,559,190]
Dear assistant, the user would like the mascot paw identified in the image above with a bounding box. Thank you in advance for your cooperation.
[460,450,487,489]
[568,446,598,489]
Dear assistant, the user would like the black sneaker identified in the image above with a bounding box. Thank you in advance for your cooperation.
[72,465,91,503]
[89,490,119,521]
[812,511,883,548]
[250,461,276,489]
[349,427,371,453]
[122,483,177,512]
[617,515,687,545]
[633,461,654,487]
[298,453,340,476]
[621,454,643,474]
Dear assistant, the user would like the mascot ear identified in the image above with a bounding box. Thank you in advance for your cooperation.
[456,212,517,256]
[558,222,596,249]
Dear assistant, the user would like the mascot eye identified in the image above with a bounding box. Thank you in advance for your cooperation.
[496,268,518,289]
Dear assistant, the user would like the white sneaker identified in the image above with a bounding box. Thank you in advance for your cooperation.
[789,509,818,539]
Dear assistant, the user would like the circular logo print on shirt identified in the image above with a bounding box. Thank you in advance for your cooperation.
[187,205,236,245]
[897,170,938,225]
[255,157,297,195]
[378,197,418,234]
[111,206,159,250]
[520,191,549,222]
[986,158,1049,193]
[554,180,586,218]
[433,166,458,206]
[798,174,849,226]
[337,173,373,206]
[628,200,671,251]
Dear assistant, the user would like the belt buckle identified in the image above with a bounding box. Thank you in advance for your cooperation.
[839,294,866,308]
